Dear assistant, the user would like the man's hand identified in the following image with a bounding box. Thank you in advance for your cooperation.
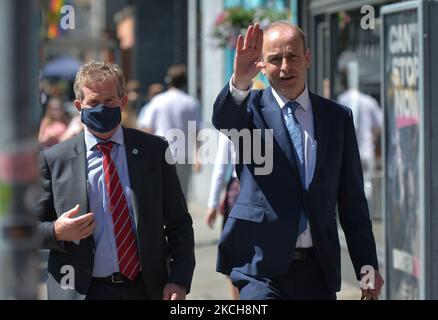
[162,283,186,300]
[54,204,95,242]
[233,23,265,90]
[360,269,384,300]
[205,208,218,229]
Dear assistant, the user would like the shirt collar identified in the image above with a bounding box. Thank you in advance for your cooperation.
[271,85,312,112]
[84,125,125,151]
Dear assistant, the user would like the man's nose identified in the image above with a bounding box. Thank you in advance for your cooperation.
[281,57,292,73]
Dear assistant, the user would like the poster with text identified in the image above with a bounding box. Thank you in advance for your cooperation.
[383,7,421,299]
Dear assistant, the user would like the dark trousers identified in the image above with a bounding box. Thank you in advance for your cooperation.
[230,251,336,300]
[85,273,149,300]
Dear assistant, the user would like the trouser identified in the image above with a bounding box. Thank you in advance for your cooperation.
[230,248,336,300]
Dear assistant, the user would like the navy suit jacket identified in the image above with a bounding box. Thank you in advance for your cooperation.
[38,127,195,299]
[212,84,378,292]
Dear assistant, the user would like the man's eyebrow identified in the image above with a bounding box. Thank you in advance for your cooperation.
[266,53,281,59]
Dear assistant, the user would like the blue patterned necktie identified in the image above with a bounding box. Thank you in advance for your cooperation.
[283,101,307,235]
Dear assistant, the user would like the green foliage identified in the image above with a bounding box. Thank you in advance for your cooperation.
[213,6,289,48]
[0,182,12,217]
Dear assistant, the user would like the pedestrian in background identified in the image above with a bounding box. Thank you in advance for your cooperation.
[59,114,84,142]
[138,65,202,199]
[38,97,70,148]
[205,132,239,300]
[136,82,165,128]
[337,63,383,200]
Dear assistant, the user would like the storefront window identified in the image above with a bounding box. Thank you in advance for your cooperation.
[328,4,395,261]
[332,7,382,182]
[332,9,381,101]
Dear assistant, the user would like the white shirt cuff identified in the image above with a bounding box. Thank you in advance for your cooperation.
[229,75,251,105]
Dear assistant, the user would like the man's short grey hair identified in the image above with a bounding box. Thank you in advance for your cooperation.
[74,60,126,101]
[264,21,308,51]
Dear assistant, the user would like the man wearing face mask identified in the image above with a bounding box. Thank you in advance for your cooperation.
[38,60,195,300]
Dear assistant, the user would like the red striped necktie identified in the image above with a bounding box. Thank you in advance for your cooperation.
[96,142,140,280]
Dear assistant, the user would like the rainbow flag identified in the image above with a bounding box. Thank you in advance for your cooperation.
[47,0,65,39]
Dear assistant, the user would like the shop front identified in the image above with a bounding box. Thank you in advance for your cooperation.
[300,0,398,292]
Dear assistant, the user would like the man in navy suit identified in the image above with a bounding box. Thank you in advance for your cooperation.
[212,22,383,300]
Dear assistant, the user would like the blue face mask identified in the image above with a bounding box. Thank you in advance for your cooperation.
[81,104,121,133]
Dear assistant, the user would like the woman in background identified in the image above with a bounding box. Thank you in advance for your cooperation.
[205,132,240,300]
[38,97,70,148]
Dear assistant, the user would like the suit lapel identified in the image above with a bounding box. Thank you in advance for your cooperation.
[260,88,298,172]
[123,128,141,229]
[69,132,89,215]
[309,92,328,184]
[260,89,328,189]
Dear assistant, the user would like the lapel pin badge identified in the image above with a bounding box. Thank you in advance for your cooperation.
[132,148,139,155]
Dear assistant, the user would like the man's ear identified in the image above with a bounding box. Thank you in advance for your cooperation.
[120,95,128,111]
[305,48,311,69]
[74,100,82,112]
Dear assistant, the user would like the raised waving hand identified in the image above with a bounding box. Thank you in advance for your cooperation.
[233,23,265,90]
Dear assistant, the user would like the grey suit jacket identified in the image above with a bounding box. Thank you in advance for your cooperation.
[38,127,195,300]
